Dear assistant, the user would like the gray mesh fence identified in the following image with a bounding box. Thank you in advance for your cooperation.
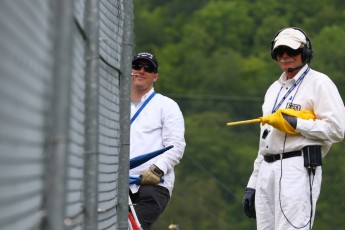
[0,1,54,229]
[0,0,133,229]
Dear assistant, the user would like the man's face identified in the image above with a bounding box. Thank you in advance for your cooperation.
[131,61,158,91]
[275,46,303,75]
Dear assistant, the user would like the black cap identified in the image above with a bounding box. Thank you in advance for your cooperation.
[132,52,158,71]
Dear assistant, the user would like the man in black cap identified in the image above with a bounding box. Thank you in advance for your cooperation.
[129,52,186,230]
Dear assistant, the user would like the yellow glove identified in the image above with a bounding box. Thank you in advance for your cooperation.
[260,109,316,135]
[140,164,164,185]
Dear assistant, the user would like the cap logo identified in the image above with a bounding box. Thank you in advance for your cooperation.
[137,52,154,59]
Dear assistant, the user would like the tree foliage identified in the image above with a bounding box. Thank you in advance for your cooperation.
[133,1,345,229]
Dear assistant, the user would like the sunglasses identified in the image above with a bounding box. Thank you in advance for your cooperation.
[132,64,156,73]
[274,47,303,57]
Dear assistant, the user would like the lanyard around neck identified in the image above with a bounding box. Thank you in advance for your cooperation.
[130,91,156,125]
[272,67,310,113]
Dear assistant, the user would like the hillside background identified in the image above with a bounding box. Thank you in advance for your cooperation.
[133,0,345,229]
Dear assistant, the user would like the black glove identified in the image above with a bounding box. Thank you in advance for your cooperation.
[282,114,297,129]
[242,187,256,218]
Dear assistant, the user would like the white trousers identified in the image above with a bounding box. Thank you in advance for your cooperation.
[255,155,322,230]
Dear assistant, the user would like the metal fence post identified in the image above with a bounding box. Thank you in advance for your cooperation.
[44,0,74,229]
[118,0,134,229]
[84,0,100,229]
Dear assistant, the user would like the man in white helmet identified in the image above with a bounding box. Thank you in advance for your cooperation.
[242,27,345,229]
